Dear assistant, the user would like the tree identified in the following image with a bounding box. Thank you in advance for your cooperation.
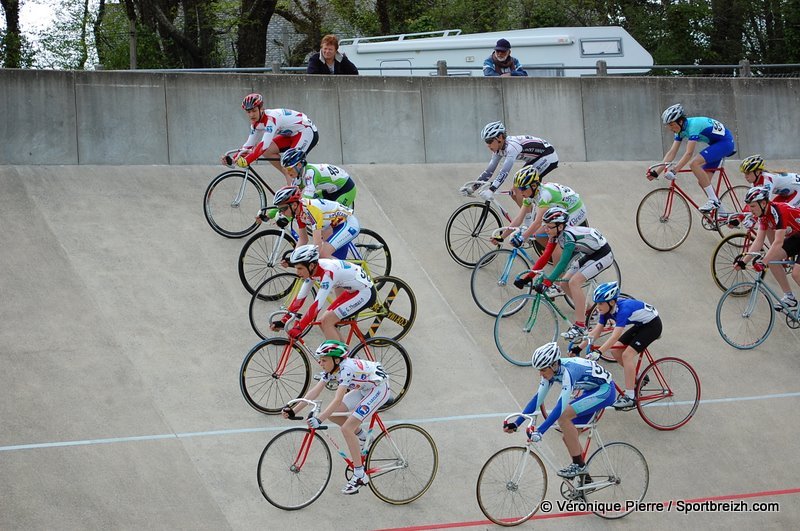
[32,0,98,69]
[237,0,277,67]
[1,0,23,67]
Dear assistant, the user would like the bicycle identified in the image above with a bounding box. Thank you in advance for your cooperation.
[716,254,800,349]
[636,162,748,251]
[239,313,412,414]
[249,271,417,341]
[445,181,517,268]
[493,268,622,366]
[238,224,392,295]
[476,411,649,525]
[471,228,619,317]
[203,151,280,238]
[257,398,438,509]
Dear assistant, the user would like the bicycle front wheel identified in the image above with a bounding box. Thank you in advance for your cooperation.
[257,428,332,510]
[476,446,547,527]
[367,424,438,505]
[495,294,558,366]
[204,170,266,238]
[445,202,503,268]
[357,275,417,341]
[238,229,297,295]
[711,233,756,294]
[716,282,775,349]
[249,272,302,339]
[636,188,692,251]
[471,249,533,317]
[349,337,411,410]
[240,338,310,414]
[353,228,392,278]
[637,357,701,430]
[584,442,649,519]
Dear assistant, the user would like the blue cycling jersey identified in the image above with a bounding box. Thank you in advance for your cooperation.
[519,357,614,434]
[675,117,728,144]
[598,297,658,328]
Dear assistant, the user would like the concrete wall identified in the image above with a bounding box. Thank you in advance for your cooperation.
[1,69,798,165]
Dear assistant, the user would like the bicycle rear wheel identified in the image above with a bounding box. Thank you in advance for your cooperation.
[445,202,503,268]
[636,188,692,251]
[717,185,750,237]
[239,229,297,295]
[494,294,558,366]
[356,275,417,341]
[716,282,775,349]
[204,170,266,238]
[353,228,392,278]
[711,233,756,294]
[583,442,649,519]
[349,337,412,410]
[257,427,332,510]
[367,424,438,505]
[470,249,533,317]
[240,337,310,413]
[636,357,700,430]
[476,446,547,526]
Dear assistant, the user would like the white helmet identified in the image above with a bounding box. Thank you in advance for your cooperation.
[481,121,506,142]
[288,244,320,265]
[531,342,561,370]
[661,103,685,124]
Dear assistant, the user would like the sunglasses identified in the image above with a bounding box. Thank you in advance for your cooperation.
[544,224,559,230]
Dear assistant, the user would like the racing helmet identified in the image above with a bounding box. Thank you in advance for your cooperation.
[513,166,542,190]
[242,93,263,110]
[481,121,506,142]
[531,342,561,370]
[314,340,349,360]
[593,281,620,303]
[661,103,685,124]
[288,244,320,265]
[542,206,569,225]
[739,155,765,174]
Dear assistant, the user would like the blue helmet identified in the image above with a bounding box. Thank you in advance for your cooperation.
[280,148,306,169]
[593,282,620,303]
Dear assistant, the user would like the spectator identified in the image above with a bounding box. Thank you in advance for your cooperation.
[307,34,359,75]
[483,38,528,77]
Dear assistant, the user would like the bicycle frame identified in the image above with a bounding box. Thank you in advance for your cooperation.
[650,162,741,220]
[738,262,799,318]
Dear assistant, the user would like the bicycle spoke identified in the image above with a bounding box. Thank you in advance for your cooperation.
[446,203,502,268]
[367,424,438,505]
[476,446,547,526]
[204,171,264,238]
[584,442,649,519]
[636,188,692,251]
[637,357,701,430]
[471,249,532,317]
[240,338,310,413]
[495,294,558,366]
[716,282,775,349]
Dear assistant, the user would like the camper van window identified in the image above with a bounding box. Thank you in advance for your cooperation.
[579,38,623,57]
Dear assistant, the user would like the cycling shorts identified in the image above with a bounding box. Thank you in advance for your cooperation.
[328,286,377,320]
[343,380,391,420]
[570,383,615,419]
[568,244,614,281]
[782,234,800,259]
[618,315,663,353]
[274,129,319,155]
[327,215,360,256]
[699,130,735,169]
[522,152,559,181]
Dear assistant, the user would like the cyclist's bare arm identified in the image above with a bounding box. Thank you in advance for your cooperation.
[598,326,626,354]
[739,229,770,267]
[502,205,532,239]
[673,140,698,171]
[283,380,327,418]
[521,206,546,240]
[317,385,348,423]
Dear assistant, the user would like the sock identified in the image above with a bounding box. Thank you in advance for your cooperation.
[353,466,365,478]
[704,186,719,201]
[784,292,795,298]
[572,455,585,467]
[355,428,365,439]
[625,389,635,399]
[575,321,585,328]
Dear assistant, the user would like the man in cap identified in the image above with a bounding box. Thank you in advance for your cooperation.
[483,38,528,77]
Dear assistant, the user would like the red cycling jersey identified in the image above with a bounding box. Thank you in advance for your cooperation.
[757,202,800,236]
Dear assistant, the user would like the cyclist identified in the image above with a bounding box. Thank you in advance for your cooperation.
[280,148,357,208]
[259,185,360,260]
[734,186,800,309]
[739,155,800,207]
[650,103,736,213]
[221,93,319,183]
[582,282,662,410]
[281,340,390,495]
[471,121,559,207]
[271,245,376,341]
[502,342,616,479]
[512,206,613,341]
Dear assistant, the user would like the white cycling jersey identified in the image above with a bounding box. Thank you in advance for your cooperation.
[480,135,557,190]
[320,358,388,391]
[760,171,800,207]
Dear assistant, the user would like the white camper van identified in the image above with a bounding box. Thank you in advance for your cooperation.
[338,26,653,77]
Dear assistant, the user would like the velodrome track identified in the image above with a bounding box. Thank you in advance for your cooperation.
[1,162,798,530]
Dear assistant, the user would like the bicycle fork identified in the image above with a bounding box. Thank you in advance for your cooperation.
[231,169,252,207]
[470,203,492,237]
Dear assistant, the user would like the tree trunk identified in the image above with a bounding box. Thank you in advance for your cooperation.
[1,0,22,68]
[237,0,277,67]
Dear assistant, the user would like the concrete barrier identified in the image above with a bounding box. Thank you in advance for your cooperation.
[1,69,798,165]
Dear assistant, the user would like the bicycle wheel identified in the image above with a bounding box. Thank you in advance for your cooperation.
[203,170,267,238]
[367,424,438,505]
[636,188,692,251]
[240,337,311,414]
[476,446,547,527]
[470,249,533,317]
[636,357,700,430]
[257,427,332,510]
[495,294,558,367]
[716,282,775,349]
[355,276,417,341]
[711,233,756,294]
[445,202,503,268]
[349,337,412,410]
[718,185,750,237]
[238,229,297,295]
[353,228,392,279]
[583,442,649,519]
[249,273,301,339]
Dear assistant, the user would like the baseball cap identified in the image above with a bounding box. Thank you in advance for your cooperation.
[494,39,511,52]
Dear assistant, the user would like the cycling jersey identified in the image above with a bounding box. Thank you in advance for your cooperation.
[598,297,659,328]
[533,226,610,283]
[300,164,356,204]
[757,171,800,206]
[287,259,373,331]
[757,202,800,235]
[239,108,317,165]
[296,198,354,231]
[674,116,735,169]
[526,183,584,214]
[320,358,388,391]
[479,135,557,190]
[519,357,614,435]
